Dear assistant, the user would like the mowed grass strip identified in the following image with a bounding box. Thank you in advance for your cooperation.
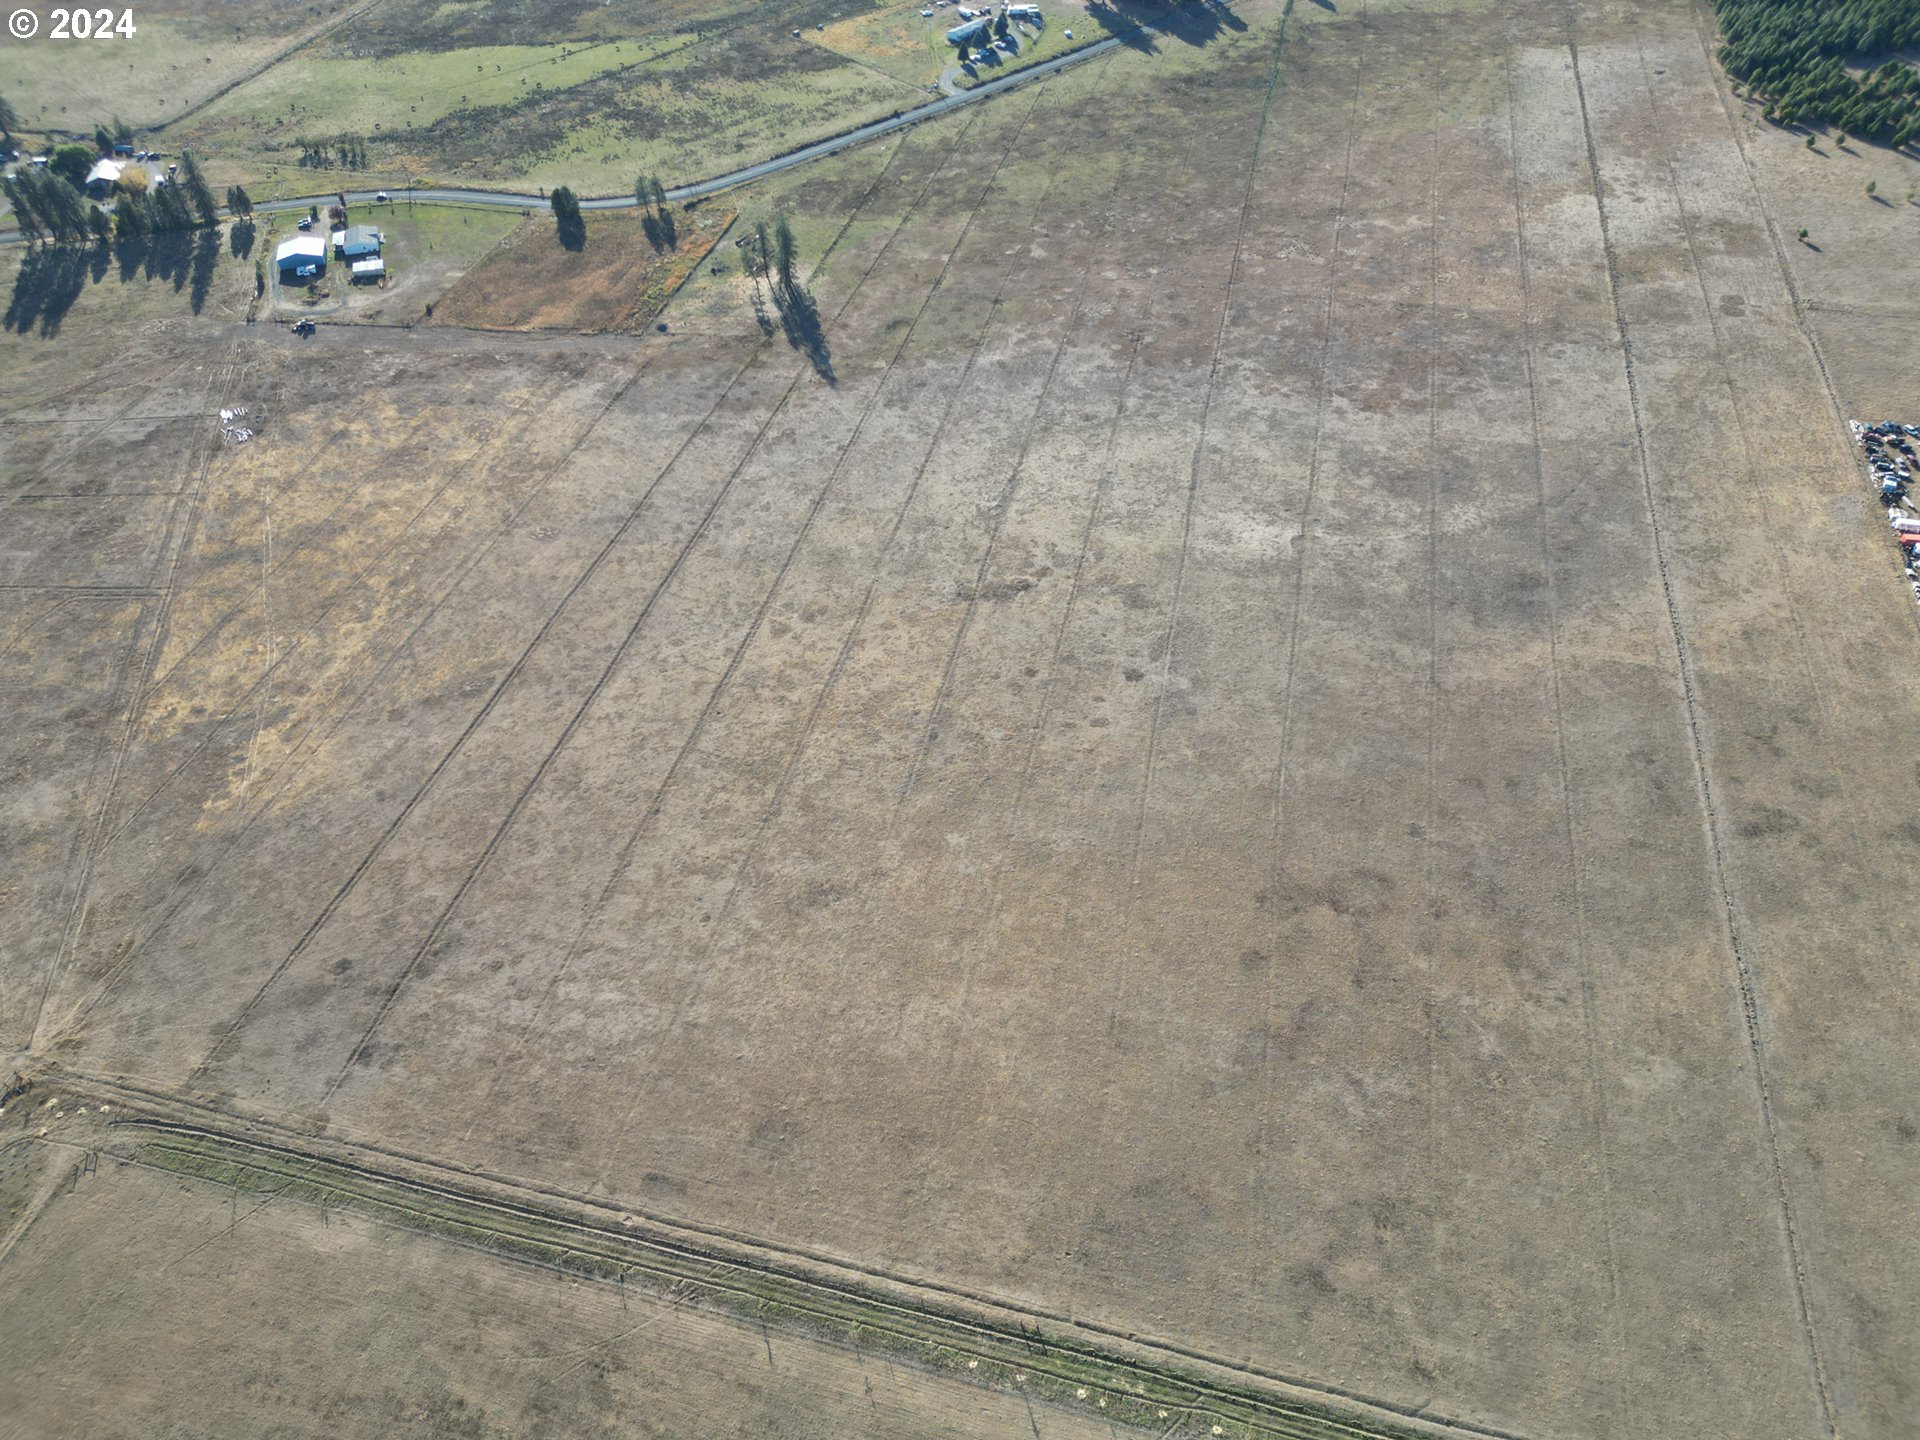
[123,1123,1462,1440]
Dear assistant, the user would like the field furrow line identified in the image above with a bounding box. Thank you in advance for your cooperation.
[54,351,662,1048]
[324,99,1011,1111]
[31,343,244,1052]
[1499,8,1629,1425]
[1244,0,1368,1326]
[1563,19,1838,1436]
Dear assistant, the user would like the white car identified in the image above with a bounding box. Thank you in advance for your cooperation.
[375,190,390,202]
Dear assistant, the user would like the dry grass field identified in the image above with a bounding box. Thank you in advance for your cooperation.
[4,0,1919,1436]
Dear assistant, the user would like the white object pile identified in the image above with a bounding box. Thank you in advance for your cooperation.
[219,404,258,445]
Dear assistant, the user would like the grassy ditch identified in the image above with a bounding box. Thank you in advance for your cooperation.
[122,1123,1449,1440]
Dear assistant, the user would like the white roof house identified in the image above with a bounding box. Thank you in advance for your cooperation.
[350,256,386,281]
[84,158,125,195]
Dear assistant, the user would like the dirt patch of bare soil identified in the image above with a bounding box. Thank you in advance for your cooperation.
[428,204,734,333]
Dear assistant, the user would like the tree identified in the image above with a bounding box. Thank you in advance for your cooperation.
[1865,178,1877,196]
[177,152,217,225]
[1797,226,1810,242]
[2,176,43,245]
[226,183,252,217]
[94,125,114,156]
[0,94,19,148]
[550,185,585,248]
[115,192,149,240]
[112,115,131,144]
[119,166,149,197]
[636,174,653,213]
[773,215,797,296]
[87,204,111,245]
[652,176,668,210]
[50,144,94,189]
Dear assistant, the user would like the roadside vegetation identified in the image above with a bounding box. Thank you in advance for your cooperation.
[1719,0,1920,144]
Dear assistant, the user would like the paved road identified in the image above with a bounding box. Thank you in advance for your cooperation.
[255,23,1147,218]
[6,5,1220,240]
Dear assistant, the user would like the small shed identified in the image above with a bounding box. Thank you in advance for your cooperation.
[350,256,386,283]
[341,225,383,260]
[275,235,328,280]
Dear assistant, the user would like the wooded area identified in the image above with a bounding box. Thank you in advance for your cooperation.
[1717,0,1920,144]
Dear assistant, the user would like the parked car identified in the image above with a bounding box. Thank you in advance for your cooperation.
[375,190,390,202]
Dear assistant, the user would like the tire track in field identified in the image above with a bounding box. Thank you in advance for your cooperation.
[1245,0,1367,1327]
[460,71,1120,1159]
[1419,60,1447,1392]
[1635,41,1877,875]
[589,73,1101,1198]
[455,83,1052,1148]
[314,100,1010,1110]
[94,378,569,857]
[1563,20,1837,1436]
[975,155,1141,938]
[1130,0,1297,885]
[55,348,663,1048]
[179,342,718,1089]
[30,343,244,1053]
[887,68,1208,824]
[1498,12,1629,1426]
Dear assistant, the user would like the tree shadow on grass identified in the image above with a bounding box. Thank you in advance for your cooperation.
[774,283,834,384]
[642,208,679,252]
[1083,0,1243,54]
[4,246,91,336]
[8,226,226,336]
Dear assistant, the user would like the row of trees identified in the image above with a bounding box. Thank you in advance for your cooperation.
[295,135,372,169]
[4,152,220,247]
[1718,0,1920,145]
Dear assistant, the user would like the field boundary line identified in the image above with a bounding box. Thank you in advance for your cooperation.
[444,121,940,1147]
[588,87,1062,1181]
[1498,9,1629,1425]
[50,362,586,1032]
[95,387,557,858]
[29,344,242,1053]
[442,102,995,1087]
[49,354,616,1044]
[1131,0,1297,883]
[1248,0,1366,1326]
[1563,20,1838,1436]
[32,1070,1534,1440]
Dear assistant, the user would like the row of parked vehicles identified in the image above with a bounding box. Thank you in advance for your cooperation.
[1857,420,1920,601]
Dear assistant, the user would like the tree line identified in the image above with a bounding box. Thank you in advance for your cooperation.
[3,152,221,247]
[295,134,372,170]
[1717,0,1920,145]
